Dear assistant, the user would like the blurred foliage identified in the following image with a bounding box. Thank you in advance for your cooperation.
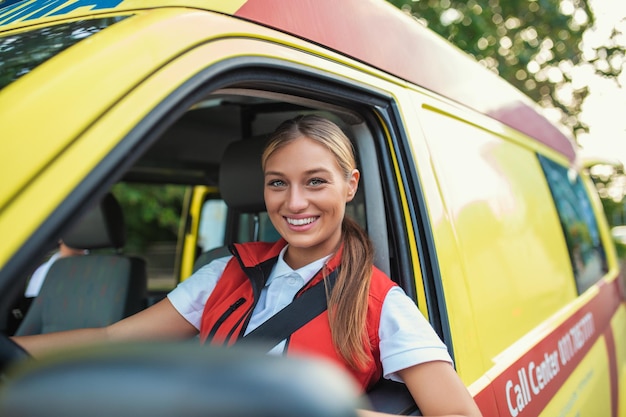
[586,161,626,227]
[616,241,626,259]
[111,183,188,253]
[386,0,625,140]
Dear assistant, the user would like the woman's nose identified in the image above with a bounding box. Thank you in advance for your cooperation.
[286,186,308,211]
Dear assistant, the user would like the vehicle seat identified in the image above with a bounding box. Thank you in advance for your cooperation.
[15,193,147,336]
[193,137,269,273]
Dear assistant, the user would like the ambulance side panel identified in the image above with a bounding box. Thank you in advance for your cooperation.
[405,92,625,416]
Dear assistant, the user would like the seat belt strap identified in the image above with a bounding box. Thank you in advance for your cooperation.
[237,268,339,352]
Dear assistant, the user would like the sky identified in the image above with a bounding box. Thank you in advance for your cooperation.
[575,0,626,166]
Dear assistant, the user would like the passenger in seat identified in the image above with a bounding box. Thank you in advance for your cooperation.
[12,115,482,417]
[6,241,86,334]
[24,240,86,298]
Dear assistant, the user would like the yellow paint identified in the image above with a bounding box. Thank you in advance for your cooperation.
[612,306,626,417]
[418,104,579,383]
[179,185,214,280]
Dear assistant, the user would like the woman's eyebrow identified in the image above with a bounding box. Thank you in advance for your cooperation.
[304,168,332,176]
[264,170,282,177]
[264,167,332,177]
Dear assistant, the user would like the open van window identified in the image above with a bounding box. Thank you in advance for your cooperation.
[111,80,408,313]
[539,155,608,293]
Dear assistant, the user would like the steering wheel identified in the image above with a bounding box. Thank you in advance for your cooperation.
[0,333,30,376]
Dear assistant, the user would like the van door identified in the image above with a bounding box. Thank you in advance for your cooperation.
[410,92,625,416]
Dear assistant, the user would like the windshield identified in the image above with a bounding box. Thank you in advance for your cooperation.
[0,16,127,91]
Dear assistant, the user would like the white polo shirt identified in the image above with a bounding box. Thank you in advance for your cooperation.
[168,245,452,382]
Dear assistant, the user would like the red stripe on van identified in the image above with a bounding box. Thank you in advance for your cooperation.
[473,278,622,417]
[473,386,499,416]
[604,328,618,417]
[233,0,577,162]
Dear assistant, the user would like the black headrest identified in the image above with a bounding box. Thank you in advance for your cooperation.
[62,193,126,250]
[219,138,267,213]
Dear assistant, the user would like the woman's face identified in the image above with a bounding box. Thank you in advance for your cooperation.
[263,136,359,268]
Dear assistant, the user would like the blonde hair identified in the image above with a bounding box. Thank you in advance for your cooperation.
[262,115,374,369]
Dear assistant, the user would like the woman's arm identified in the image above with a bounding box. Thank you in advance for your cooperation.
[400,360,482,417]
[11,298,198,358]
[358,361,482,417]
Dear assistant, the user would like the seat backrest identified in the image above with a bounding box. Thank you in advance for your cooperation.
[15,193,147,335]
[193,137,269,272]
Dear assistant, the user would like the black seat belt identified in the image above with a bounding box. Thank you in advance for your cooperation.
[237,268,339,352]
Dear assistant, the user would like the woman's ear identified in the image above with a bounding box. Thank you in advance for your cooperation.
[346,169,360,202]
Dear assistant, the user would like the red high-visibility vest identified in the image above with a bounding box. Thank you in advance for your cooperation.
[199,239,397,390]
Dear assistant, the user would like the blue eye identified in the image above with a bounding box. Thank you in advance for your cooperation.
[267,179,285,187]
[309,178,326,186]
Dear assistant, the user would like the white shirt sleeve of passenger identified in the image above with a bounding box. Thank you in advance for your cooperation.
[24,252,61,297]
[167,255,232,329]
[379,286,453,382]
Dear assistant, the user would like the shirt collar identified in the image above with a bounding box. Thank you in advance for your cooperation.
[267,245,331,286]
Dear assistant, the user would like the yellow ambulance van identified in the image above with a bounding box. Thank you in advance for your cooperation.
[0,0,624,416]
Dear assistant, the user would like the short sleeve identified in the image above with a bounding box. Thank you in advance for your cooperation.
[167,255,231,329]
[379,286,453,382]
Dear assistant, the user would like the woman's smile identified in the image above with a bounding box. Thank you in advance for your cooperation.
[285,216,319,227]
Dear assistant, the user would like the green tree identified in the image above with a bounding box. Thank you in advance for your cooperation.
[386,0,624,139]
[586,161,626,226]
[111,183,187,253]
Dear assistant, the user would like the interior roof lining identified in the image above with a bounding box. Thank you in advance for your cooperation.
[214,88,365,125]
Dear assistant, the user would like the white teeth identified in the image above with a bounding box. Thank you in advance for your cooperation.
[286,217,316,226]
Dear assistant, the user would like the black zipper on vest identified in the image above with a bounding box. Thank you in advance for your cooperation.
[209,244,280,344]
[208,297,246,340]
[227,304,254,342]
